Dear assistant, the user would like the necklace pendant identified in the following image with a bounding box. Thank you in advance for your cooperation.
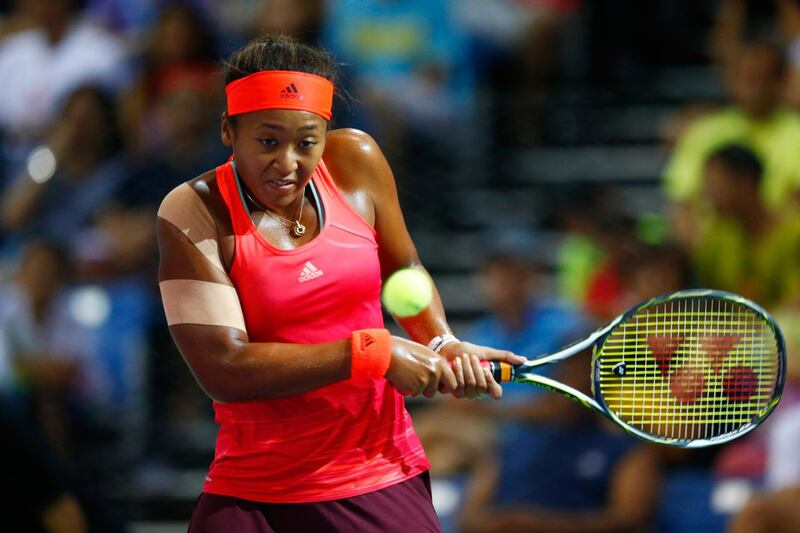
[293,221,306,237]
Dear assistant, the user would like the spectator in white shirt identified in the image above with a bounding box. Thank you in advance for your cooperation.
[0,0,129,177]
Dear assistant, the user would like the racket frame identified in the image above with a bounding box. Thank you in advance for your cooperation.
[500,289,786,447]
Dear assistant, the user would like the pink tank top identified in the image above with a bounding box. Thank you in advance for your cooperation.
[203,160,429,503]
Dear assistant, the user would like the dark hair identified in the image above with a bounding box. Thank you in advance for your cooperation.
[60,85,124,156]
[222,35,342,126]
[706,144,763,186]
[223,34,338,87]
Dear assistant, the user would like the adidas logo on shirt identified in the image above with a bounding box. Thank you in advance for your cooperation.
[280,83,303,100]
[298,261,323,283]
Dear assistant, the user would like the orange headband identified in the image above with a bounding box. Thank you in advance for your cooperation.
[225,70,334,120]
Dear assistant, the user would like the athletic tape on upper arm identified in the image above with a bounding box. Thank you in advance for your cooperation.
[158,183,245,331]
[160,279,247,331]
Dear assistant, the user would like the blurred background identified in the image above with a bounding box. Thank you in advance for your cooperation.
[1,0,799,531]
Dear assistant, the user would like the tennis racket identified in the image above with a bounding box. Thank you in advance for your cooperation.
[486,289,786,448]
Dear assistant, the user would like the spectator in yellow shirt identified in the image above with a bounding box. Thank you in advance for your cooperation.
[663,40,800,210]
[692,144,800,307]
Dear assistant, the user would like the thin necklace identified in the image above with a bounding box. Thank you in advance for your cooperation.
[244,186,307,237]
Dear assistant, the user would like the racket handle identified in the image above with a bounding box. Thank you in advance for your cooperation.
[480,360,516,382]
[447,360,517,382]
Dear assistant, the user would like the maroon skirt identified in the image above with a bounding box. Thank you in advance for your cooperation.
[188,472,441,532]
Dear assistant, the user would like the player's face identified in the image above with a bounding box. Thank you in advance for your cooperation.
[222,109,327,210]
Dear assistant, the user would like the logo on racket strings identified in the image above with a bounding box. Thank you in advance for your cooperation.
[644,334,756,404]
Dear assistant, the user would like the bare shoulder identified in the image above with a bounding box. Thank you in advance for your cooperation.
[159,170,215,208]
[160,170,229,223]
[323,128,392,195]
[189,169,227,217]
[324,128,382,162]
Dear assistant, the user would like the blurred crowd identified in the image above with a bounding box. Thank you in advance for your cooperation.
[0,0,799,531]
[420,1,800,532]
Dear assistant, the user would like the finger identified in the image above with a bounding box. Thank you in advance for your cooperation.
[439,360,457,394]
[485,368,503,400]
[462,353,477,399]
[422,358,444,398]
[471,354,488,395]
[450,356,465,398]
[480,350,527,365]
[423,376,439,398]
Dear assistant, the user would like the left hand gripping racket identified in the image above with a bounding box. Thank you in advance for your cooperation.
[487,290,786,447]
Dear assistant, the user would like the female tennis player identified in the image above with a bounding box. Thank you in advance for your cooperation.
[157,35,524,532]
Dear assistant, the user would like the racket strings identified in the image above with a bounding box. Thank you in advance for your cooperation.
[597,297,781,443]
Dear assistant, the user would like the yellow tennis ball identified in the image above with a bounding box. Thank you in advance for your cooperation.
[382,268,433,317]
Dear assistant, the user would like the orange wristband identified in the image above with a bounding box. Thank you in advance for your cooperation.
[351,329,392,380]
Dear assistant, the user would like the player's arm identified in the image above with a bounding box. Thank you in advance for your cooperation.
[324,129,450,342]
[324,130,523,400]
[158,179,453,401]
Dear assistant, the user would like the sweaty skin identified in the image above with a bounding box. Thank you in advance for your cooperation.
[157,183,226,273]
